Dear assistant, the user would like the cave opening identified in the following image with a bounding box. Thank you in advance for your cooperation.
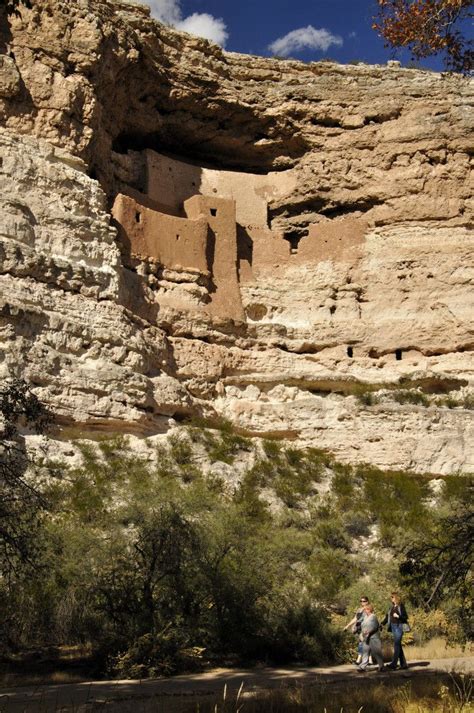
[111,131,274,175]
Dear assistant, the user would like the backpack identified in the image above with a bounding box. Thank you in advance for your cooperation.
[352,611,363,634]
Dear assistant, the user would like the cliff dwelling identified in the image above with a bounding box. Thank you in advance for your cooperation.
[112,150,368,321]
[2,0,474,688]
[0,0,472,475]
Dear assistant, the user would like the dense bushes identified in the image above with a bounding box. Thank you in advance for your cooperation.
[1,434,343,674]
[0,422,472,677]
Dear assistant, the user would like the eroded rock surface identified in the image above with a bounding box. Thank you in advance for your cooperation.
[0,0,473,472]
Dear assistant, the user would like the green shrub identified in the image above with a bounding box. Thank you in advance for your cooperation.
[354,387,380,406]
[440,396,459,408]
[168,434,193,465]
[241,446,322,509]
[262,439,282,459]
[343,510,372,537]
[208,431,251,464]
[186,423,251,464]
[235,465,271,521]
[308,547,359,601]
[463,394,474,409]
[306,446,334,469]
[437,393,474,409]
[392,389,430,406]
[332,465,355,500]
[441,474,474,505]
[265,598,341,664]
[313,519,350,550]
[109,630,205,678]
[358,466,432,545]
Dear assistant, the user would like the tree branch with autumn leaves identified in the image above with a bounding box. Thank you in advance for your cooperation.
[373,0,473,73]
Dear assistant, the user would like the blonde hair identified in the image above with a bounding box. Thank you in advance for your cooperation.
[391,592,402,605]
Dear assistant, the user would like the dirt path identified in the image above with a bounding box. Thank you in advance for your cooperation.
[0,657,472,712]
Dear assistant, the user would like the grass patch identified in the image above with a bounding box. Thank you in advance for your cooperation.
[407,636,473,661]
[340,379,469,408]
[120,673,473,713]
[392,389,430,407]
[436,394,474,409]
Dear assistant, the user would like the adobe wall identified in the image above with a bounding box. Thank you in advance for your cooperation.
[241,226,290,279]
[298,218,368,263]
[185,195,245,321]
[112,193,208,273]
[238,217,368,283]
[146,150,297,228]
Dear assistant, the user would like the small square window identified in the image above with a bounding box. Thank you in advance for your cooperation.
[210,208,217,217]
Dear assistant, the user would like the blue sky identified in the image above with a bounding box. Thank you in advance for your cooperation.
[147,0,448,71]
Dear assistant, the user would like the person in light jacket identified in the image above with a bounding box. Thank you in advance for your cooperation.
[381,591,409,670]
[357,603,385,672]
[343,595,370,664]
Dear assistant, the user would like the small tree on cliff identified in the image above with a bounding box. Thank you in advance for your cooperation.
[0,379,50,578]
[372,0,473,73]
[2,0,31,14]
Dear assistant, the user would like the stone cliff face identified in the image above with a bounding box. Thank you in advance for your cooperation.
[0,0,473,473]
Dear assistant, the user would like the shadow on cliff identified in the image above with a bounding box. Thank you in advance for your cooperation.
[205,226,217,296]
[0,3,14,54]
[92,39,311,197]
[118,268,160,325]
[237,224,253,265]
[0,2,38,126]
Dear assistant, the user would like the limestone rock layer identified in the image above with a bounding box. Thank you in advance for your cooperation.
[0,0,473,473]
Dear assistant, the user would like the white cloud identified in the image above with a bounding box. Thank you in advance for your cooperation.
[148,0,228,47]
[268,25,343,57]
[148,0,181,25]
[177,13,228,46]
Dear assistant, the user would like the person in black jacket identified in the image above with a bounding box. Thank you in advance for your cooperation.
[381,591,409,670]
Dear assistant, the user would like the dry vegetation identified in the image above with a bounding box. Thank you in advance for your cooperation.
[1,403,472,688]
